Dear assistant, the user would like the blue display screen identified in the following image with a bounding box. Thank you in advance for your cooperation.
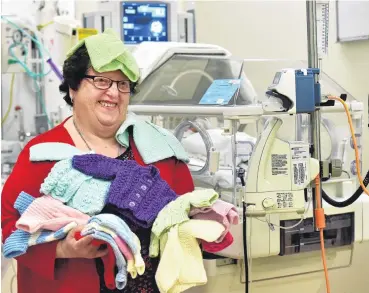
[122,2,169,44]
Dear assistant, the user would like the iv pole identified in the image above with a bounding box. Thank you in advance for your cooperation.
[306,0,323,230]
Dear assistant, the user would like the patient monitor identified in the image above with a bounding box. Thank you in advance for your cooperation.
[88,0,195,50]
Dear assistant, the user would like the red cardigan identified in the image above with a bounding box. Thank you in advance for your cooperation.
[1,118,194,293]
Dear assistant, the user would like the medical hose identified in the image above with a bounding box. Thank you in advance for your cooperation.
[1,73,15,125]
[321,170,369,207]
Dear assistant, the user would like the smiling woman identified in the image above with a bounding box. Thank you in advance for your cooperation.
[1,28,194,293]
[58,39,137,157]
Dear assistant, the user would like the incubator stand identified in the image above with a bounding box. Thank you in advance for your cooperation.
[128,54,368,293]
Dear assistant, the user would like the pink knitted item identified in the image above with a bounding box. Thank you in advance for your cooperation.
[202,231,234,253]
[189,199,239,242]
[16,195,90,233]
[114,235,134,261]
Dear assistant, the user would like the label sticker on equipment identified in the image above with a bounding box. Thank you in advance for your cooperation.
[277,192,294,208]
[291,146,309,160]
[271,154,288,175]
[293,161,307,186]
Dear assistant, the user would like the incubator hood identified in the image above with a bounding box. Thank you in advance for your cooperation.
[131,54,257,107]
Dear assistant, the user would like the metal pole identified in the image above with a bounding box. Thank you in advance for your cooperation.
[306,0,322,230]
[306,0,319,69]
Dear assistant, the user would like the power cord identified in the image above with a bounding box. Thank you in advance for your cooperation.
[255,196,312,230]
[321,96,369,207]
[242,200,249,293]
[238,168,249,293]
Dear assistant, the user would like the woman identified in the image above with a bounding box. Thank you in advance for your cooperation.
[1,29,194,293]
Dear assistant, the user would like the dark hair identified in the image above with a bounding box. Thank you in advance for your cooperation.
[59,45,91,106]
[59,45,138,107]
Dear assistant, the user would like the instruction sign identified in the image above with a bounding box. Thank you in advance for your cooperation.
[199,79,241,105]
[290,144,309,186]
[277,192,294,208]
[271,154,288,176]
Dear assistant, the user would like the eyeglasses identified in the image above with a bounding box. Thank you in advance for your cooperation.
[84,75,131,93]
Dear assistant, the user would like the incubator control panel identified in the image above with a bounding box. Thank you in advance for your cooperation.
[279,212,354,255]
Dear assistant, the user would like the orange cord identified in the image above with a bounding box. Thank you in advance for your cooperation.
[314,95,367,293]
[327,95,369,196]
[314,175,331,293]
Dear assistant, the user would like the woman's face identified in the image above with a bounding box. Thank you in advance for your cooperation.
[71,68,131,129]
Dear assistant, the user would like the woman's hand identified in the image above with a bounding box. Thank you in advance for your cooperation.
[56,226,108,259]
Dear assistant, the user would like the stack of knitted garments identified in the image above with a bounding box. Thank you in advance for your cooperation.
[3,191,89,259]
[75,213,146,289]
[148,189,239,293]
[4,151,179,290]
[70,154,239,293]
[4,144,239,293]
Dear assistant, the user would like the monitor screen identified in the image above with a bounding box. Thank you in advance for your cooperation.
[122,2,169,44]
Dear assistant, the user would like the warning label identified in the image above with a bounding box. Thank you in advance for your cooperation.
[271,154,288,176]
[293,161,308,186]
[276,192,294,208]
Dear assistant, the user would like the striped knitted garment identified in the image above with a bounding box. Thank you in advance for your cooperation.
[3,192,77,258]
[82,228,128,290]
[82,222,145,279]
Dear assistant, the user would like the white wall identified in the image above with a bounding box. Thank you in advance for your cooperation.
[75,0,100,24]
[192,0,308,60]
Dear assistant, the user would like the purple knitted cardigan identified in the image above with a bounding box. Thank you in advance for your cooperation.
[72,154,177,227]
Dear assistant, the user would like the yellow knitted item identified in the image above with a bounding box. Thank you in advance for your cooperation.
[84,222,145,278]
[155,219,225,293]
[132,235,145,277]
[150,189,219,258]
[66,28,140,82]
